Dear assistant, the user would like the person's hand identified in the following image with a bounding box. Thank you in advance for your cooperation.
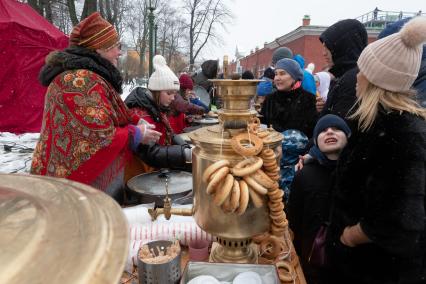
[316,95,325,113]
[188,91,197,100]
[339,223,371,247]
[295,154,308,171]
[340,226,358,247]
[137,123,162,144]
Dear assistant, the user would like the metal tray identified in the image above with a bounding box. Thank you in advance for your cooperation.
[180,261,280,283]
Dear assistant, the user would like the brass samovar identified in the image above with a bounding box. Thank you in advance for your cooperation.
[189,79,283,263]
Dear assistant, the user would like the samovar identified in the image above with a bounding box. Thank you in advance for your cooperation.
[189,79,283,263]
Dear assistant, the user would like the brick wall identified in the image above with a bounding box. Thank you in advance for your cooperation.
[233,34,378,77]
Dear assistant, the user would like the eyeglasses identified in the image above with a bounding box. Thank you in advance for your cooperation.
[106,42,122,51]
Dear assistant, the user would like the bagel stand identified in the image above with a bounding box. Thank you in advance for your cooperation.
[188,80,284,263]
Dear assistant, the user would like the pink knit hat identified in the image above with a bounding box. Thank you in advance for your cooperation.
[358,17,426,93]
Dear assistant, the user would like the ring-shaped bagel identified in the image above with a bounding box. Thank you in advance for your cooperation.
[268,189,284,200]
[276,261,294,283]
[206,166,229,194]
[248,123,258,134]
[229,180,241,212]
[257,131,269,138]
[262,160,277,167]
[235,180,249,215]
[213,174,235,206]
[272,218,289,228]
[261,148,275,157]
[248,187,264,208]
[244,175,268,195]
[231,133,263,156]
[221,195,233,213]
[251,116,261,126]
[232,157,263,177]
[268,173,281,181]
[260,235,282,259]
[251,169,276,188]
[269,201,285,212]
[202,160,230,183]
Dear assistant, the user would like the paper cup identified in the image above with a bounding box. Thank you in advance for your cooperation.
[188,240,210,261]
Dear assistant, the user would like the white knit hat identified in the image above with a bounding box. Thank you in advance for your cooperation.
[358,17,426,93]
[148,55,180,91]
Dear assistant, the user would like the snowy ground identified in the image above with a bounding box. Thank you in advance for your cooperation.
[0,84,135,174]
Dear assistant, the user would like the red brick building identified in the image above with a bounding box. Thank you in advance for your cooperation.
[230,16,380,78]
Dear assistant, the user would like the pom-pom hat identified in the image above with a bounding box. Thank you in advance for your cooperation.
[148,55,180,91]
[358,17,426,93]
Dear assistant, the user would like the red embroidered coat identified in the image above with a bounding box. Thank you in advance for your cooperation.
[31,69,136,190]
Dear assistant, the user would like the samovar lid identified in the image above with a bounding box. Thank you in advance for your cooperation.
[0,173,128,284]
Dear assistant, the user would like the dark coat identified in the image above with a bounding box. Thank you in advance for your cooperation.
[170,92,206,116]
[287,159,335,284]
[260,88,317,138]
[192,60,218,94]
[326,111,426,283]
[319,20,367,127]
[321,67,360,131]
[124,87,190,170]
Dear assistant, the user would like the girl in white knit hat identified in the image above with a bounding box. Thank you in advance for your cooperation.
[124,55,191,179]
[325,17,426,283]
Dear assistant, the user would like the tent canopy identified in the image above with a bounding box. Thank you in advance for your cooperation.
[0,0,68,133]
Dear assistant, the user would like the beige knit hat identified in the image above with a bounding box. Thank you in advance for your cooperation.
[148,55,180,91]
[358,17,426,93]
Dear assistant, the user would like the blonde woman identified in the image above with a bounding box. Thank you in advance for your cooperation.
[326,17,426,283]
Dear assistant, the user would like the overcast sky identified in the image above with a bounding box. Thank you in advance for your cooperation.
[202,0,425,61]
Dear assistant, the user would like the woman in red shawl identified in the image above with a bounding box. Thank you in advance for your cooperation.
[30,12,161,199]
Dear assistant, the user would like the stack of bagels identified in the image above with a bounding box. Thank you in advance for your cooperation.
[202,120,299,283]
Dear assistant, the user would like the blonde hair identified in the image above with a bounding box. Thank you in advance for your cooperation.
[350,82,426,132]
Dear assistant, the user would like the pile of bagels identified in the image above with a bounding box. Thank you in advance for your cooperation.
[202,119,297,283]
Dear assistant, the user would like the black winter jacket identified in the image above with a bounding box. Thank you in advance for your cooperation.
[260,88,317,138]
[124,88,191,170]
[287,159,335,284]
[192,60,218,94]
[319,19,367,127]
[326,111,426,283]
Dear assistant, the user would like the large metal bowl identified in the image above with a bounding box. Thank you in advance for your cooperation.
[127,170,193,207]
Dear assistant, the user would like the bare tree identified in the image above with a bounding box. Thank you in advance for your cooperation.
[80,0,97,20]
[27,0,55,22]
[66,0,79,26]
[99,0,129,35]
[182,0,232,71]
[126,0,150,77]
[155,1,187,66]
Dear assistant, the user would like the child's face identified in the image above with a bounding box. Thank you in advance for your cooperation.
[317,127,347,156]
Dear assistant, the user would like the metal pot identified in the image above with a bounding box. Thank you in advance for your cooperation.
[126,169,193,207]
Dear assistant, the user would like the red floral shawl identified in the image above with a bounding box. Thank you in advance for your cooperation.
[31,69,134,186]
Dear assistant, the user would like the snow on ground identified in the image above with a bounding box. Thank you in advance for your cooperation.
[0,132,39,174]
[0,84,137,175]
